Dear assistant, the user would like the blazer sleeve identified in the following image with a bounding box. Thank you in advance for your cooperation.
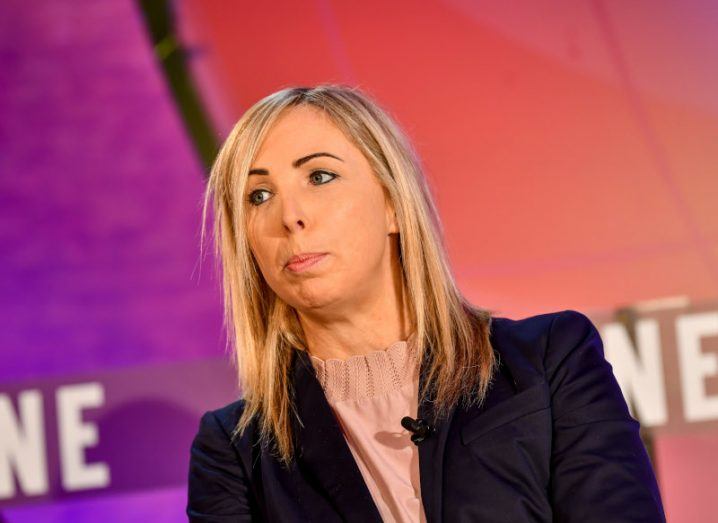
[545,310,666,523]
[187,410,255,522]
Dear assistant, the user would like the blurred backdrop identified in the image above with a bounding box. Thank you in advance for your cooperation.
[1,0,716,521]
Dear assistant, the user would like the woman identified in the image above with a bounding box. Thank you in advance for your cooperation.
[187,84,666,522]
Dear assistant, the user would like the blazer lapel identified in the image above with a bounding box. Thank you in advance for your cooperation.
[291,347,384,522]
[416,349,457,523]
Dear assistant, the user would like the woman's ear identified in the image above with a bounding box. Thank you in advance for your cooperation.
[385,199,400,235]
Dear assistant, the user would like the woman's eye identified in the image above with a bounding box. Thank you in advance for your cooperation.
[309,169,337,185]
[246,170,338,207]
[247,189,270,206]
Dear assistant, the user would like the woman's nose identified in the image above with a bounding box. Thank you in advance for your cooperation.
[277,191,308,233]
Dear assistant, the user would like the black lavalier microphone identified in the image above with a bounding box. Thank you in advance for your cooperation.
[401,416,435,445]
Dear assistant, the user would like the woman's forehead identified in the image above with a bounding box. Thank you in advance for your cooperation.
[253,107,354,166]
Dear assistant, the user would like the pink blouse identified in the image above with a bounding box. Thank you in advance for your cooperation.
[309,335,426,523]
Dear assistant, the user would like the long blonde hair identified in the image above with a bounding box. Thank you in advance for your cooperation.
[200,84,498,466]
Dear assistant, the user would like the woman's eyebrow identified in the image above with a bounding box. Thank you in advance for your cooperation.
[249,152,344,175]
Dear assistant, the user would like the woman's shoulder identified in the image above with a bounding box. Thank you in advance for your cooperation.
[209,397,247,423]
[190,397,256,478]
[489,309,602,380]
[200,397,249,437]
[191,398,253,453]
[490,308,594,339]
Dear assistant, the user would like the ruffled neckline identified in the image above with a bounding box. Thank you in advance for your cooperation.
[308,333,419,403]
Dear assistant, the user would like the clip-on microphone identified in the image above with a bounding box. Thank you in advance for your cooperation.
[401,416,434,445]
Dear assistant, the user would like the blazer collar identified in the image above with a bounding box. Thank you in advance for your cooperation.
[290,345,456,523]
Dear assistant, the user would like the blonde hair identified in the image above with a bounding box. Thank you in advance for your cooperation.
[200,84,498,466]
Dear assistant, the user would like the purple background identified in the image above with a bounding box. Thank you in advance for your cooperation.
[0,0,237,520]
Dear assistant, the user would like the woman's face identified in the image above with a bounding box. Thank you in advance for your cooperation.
[244,105,399,316]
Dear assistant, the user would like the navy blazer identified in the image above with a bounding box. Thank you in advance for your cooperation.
[187,309,666,522]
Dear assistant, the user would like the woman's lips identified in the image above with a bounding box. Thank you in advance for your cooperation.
[285,253,328,273]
